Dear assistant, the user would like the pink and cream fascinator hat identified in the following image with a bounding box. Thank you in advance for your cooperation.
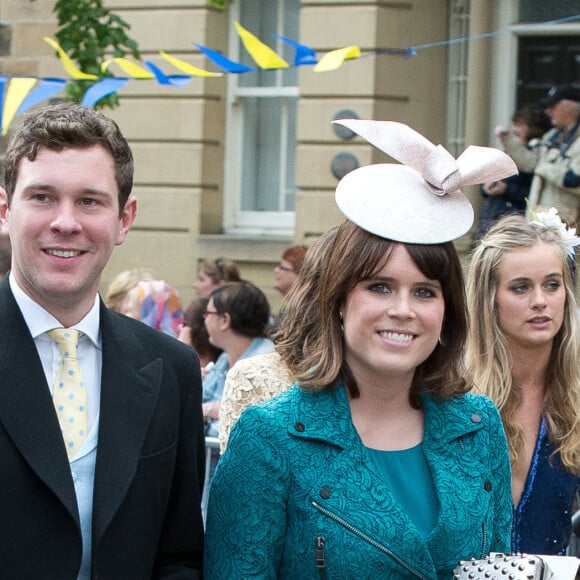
[332,119,518,244]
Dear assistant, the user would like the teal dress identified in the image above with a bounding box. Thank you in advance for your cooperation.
[512,417,580,555]
[204,383,512,579]
[367,443,439,538]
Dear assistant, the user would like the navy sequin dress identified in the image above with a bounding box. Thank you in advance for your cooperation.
[511,417,580,555]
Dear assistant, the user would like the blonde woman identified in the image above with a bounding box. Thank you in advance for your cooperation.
[466,211,580,555]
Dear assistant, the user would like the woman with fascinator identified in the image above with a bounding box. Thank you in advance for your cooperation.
[204,120,517,579]
[465,211,580,556]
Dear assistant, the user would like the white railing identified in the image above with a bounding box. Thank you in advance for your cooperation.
[202,436,220,524]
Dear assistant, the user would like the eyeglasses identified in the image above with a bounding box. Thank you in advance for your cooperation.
[203,310,220,318]
[276,263,296,273]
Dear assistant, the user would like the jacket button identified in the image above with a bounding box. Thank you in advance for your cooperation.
[320,487,331,499]
[484,480,492,491]
[295,422,305,432]
[470,413,482,423]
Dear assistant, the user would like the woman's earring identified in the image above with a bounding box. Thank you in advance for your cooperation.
[339,311,344,331]
[438,334,446,346]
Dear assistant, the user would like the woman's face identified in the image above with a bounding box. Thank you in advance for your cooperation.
[203,298,225,349]
[342,244,445,388]
[193,270,220,298]
[496,242,565,351]
[274,259,298,296]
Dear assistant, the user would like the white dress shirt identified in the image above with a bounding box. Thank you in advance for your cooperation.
[9,273,102,430]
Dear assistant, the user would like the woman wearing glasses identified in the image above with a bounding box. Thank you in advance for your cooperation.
[273,245,308,297]
[201,281,274,437]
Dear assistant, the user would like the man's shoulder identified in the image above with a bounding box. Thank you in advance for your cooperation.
[103,307,195,361]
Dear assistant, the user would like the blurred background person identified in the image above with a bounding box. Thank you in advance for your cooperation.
[104,266,155,312]
[202,281,274,438]
[178,296,223,377]
[477,106,552,239]
[122,279,184,338]
[193,258,241,298]
[219,229,337,454]
[466,212,580,555]
[497,84,580,225]
[273,244,308,297]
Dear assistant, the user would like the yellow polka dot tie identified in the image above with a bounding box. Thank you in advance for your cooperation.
[48,328,88,459]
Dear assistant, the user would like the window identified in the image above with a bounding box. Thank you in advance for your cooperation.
[519,0,580,23]
[224,0,300,235]
[445,0,470,157]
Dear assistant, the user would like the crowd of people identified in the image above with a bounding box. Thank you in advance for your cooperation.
[0,86,579,578]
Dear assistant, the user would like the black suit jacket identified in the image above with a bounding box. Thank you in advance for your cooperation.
[0,278,205,579]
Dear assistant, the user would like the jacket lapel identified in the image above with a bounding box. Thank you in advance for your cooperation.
[91,304,162,544]
[0,280,79,524]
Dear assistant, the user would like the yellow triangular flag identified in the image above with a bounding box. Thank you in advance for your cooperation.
[2,78,37,135]
[44,37,98,80]
[235,21,289,70]
[101,58,155,79]
[159,51,223,77]
[313,46,361,73]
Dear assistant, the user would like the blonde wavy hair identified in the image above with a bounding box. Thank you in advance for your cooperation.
[465,214,580,474]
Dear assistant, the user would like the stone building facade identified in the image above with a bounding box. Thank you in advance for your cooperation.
[0,1,578,309]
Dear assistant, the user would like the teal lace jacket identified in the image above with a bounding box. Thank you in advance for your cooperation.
[204,383,512,579]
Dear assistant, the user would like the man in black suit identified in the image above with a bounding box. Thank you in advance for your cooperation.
[0,102,205,578]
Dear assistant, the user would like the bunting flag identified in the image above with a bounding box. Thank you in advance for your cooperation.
[102,57,155,79]
[159,51,223,77]
[313,46,361,73]
[194,43,253,73]
[16,78,66,116]
[144,61,192,87]
[0,77,8,133]
[234,21,289,69]
[44,37,98,80]
[81,77,129,107]
[2,77,37,135]
[274,35,318,66]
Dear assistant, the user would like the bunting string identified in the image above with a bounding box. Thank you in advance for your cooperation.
[0,14,577,134]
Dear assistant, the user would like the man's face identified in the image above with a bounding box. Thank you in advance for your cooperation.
[545,99,578,129]
[0,145,136,318]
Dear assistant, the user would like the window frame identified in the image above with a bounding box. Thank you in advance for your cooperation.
[222,0,300,236]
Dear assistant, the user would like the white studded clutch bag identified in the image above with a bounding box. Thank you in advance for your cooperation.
[453,553,552,580]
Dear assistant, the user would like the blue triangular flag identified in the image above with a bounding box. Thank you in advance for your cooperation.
[194,43,253,73]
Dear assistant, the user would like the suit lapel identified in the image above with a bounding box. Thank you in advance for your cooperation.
[92,304,162,544]
[0,280,79,524]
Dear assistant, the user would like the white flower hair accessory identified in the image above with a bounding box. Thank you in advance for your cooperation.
[528,206,580,258]
[332,119,518,244]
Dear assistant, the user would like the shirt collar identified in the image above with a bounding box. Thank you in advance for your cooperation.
[9,272,101,347]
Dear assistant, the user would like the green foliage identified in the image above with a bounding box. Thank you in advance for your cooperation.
[53,0,141,109]
[207,0,233,8]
